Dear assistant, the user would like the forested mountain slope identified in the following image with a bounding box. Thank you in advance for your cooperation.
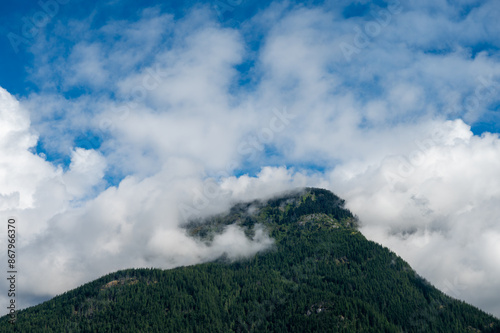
[1,188,499,332]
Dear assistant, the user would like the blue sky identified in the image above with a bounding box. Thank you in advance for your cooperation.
[3,0,498,179]
[1,0,500,319]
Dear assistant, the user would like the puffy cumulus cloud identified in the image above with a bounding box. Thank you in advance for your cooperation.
[0,160,312,316]
[0,88,51,209]
[330,119,500,317]
[0,89,113,311]
[62,148,107,198]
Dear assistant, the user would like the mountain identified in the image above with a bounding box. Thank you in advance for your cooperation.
[1,188,499,332]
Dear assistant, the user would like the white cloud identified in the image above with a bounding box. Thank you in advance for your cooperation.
[0,87,58,210]
[331,120,500,317]
[62,148,107,198]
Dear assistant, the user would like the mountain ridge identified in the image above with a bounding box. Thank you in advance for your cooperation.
[1,187,499,332]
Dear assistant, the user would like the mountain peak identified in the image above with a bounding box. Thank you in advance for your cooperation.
[2,188,499,332]
[184,187,358,241]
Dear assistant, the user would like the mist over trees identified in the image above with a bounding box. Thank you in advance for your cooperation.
[1,188,499,332]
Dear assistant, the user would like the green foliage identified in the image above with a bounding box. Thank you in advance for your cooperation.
[1,188,499,332]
